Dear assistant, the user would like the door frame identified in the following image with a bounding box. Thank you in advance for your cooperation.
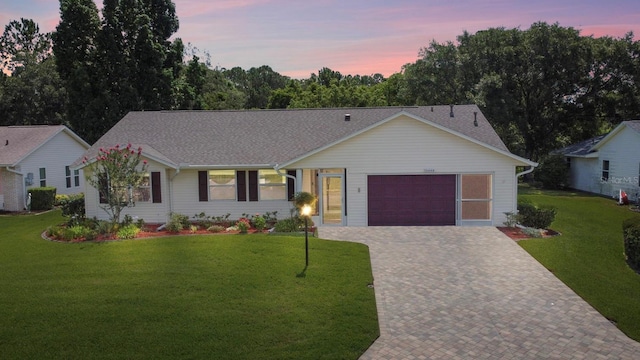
[318,172,344,226]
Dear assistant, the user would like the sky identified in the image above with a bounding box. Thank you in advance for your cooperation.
[1,0,639,78]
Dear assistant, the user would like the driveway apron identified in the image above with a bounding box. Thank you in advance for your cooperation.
[318,226,640,360]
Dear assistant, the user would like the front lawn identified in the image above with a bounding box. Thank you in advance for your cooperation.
[0,211,378,359]
[518,186,640,341]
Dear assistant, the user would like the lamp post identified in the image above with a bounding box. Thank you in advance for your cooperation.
[301,204,312,267]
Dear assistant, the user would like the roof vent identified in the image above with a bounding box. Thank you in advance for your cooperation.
[4,140,7,146]
[430,106,433,112]
[473,112,478,127]
[449,104,454,117]
[344,114,351,121]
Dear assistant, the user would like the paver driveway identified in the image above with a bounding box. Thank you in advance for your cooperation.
[318,226,640,360]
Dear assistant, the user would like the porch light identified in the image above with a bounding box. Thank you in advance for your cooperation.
[301,204,312,266]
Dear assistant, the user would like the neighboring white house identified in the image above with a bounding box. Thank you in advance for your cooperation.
[73,106,536,226]
[0,125,90,211]
[553,120,640,201]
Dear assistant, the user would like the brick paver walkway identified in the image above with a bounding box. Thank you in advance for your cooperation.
[318,226,640,359]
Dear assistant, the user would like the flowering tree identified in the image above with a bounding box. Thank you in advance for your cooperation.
[83,144,148,224]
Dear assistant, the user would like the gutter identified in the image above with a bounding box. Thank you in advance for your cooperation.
[5,166,27,210]
[273,164,297,194]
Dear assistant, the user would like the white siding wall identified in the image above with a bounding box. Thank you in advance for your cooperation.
[20,131,87,196]
[288,115,525,226]
[171,169,294,221]
[569,157,600,194]
[597,126,640,201]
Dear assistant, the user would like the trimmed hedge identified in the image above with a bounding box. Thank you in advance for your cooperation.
[58,193,85,221]
[517,201,557,229]
[29,187,57,211]
[623,217,640,271]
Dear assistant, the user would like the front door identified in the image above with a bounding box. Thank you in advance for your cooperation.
[319,174,344,225]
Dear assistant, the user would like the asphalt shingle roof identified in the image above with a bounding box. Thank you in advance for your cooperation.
[551,135,605,157]
[78,105,510,168]
[0,125,68,166]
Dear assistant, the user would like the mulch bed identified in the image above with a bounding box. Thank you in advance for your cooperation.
[497,227,560,241]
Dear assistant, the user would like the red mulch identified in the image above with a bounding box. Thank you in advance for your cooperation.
[497,227,559,241]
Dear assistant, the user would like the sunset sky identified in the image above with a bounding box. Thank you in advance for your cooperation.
[2,0,639,78]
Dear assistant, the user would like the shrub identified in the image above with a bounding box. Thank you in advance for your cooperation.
[117,224,140,239]
[274,217,304,232]
[624,225,640,271]
[96,220,117,236]
[237,218,251,234]
[535,155,569,190]
[622,217,640,231]
[46,225,65,239]
[252,215,266,231]
[293,191,316,210]
[263,211,278,226]
[63,225,88,241]
[29,187,57,211]
[193,212,214,229]
[207,225,225,233]
[166,213,190,233]
[58,193,85,224]
[517,202,557,229]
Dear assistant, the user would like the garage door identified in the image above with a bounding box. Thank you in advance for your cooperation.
[368,175,456,226]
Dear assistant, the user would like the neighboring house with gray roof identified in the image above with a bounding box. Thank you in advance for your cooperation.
[0,125,89,211]
[74,105,536,226]
[553,120,640,201]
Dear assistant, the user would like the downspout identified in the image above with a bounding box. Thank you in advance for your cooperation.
[273,164,297,192]
[514,165,535,213]
[5,166,27,210]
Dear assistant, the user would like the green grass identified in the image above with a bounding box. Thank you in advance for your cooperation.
[0,211,378,359]
[518,185,640,340]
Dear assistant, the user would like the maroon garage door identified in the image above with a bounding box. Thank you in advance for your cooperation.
[368,175,456,226]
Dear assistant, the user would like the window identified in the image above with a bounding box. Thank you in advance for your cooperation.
[566,157,571,169]
[208,170,236,200]
[460,174,492,220]
[259,169,286,200]
[65,166,72,188]
[39,168,46,187]
[132,173,151,202]
[602,160,610,181]
[199,169,295,202]
[74,169,80,187]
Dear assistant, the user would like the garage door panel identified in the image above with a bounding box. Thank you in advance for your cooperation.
[368,175,456,226]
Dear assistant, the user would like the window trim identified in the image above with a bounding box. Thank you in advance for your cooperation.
[258,169,287,201]
[459,174,493,221]
[39,167,46,187]
[602,160,610,181]
[208,170,237,201]
[65,166,72,188]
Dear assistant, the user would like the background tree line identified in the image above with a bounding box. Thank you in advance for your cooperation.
[0,2,638,161]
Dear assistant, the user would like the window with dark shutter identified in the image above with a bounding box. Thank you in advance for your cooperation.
[198,171,208,201]
[287,170,296,200]
[248,170,258,201]
[151,172,162,203]
[237,171,247,201]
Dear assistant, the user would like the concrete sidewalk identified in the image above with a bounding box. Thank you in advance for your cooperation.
[318,226,640,359]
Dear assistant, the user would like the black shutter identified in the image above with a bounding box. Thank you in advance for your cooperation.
[287,170,296,200]
[198,171,208,201]
[98,174,108,204]
[248,170,258,201]
[151,172,162,203]
[237,171,247,201]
